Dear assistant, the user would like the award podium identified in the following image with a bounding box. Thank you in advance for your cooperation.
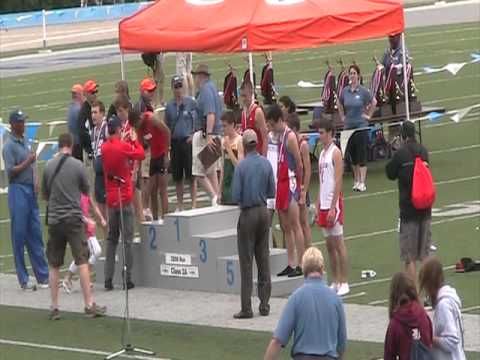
[95,206,303,296]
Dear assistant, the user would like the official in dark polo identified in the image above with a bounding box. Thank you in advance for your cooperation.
[232,129,275,319]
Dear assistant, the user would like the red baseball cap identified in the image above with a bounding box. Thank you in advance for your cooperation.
[83,80,98,94]
[140,78,157,92]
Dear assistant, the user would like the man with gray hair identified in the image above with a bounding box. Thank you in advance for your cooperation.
[264,247,347,360]
[232,129,275,319]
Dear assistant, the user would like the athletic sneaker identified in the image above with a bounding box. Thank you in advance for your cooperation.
[153,218,164,225]
[37,281,49,289]
[143,208,153,222]
[84,303,107,318]
[357,183,367,192]
[21,281,37,291]
[288,266,303,278]
[337,283,350,296]
[352,182,360,191]
[329,283,338,293]
[62,279,73,294]
[49,308,61,321]
[277,265,295,277]
[430,244,438,252]
[211,195,219,207]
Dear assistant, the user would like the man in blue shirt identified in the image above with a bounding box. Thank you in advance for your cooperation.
[264,247,347,360]
[2,110,49,290]
[165,75,198,210]
[191,64,223,206]
[232,129,275,319]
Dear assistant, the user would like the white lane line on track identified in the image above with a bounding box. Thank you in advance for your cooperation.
[313,214,479,246]
[344,175,480,201]
[462,305,480,313]
[368,299,388,305]
[0,338,167,360]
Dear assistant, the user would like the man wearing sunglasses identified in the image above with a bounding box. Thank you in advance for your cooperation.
[165,75,198,211]
[76,80,98,162]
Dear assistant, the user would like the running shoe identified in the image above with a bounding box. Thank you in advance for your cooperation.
[287,266,303,278]
[61,279,73,294]
[277,265,295,277]
[357,183,367,192]
[337,283,350,296]
[21,281,37,291]
[85,303,107,318]
[49,308,61,321]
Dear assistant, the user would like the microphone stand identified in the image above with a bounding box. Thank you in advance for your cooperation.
[105,177,155,359]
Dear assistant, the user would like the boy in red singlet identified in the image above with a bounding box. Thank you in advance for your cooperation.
[240,81,268,156]
[315,118,350,296]
[266,104,304,278]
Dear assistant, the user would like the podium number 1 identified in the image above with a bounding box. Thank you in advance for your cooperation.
[226,260,234,286]
[199,239,207,263]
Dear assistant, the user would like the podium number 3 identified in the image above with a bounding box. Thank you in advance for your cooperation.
[149,226,157,250]
[226,260,234,286]
[199,239,207,263]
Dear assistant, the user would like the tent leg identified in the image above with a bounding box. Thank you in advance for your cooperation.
[120,51,126,81]
[248,52,255,102]
[401,33,410,122]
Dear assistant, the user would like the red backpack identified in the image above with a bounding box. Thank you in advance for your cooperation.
[411,155,436,209]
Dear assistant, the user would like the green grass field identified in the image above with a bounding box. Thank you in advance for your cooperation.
[0,21,479,359]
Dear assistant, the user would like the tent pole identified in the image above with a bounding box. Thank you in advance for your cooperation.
[248,52,255,101]
[120,50,126,81]
[401,33,410,122]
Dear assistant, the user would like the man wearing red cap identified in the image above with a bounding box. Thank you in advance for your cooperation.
[67,84,85,160]
[101,115,145,290]
[75,80,98,161]
[135,78,156,115]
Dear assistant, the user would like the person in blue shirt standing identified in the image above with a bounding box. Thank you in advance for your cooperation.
[337,64,376,193]
[264,247,347,360]
[191,63,223,206]
[2,110,49,290]
[67,84,84,159]
[232,129,275,319]
[165,75,198,211]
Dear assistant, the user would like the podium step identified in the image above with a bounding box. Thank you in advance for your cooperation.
[216,248,302,296]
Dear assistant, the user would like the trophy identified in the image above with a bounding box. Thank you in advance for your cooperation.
[223,62,238,110]
[370,56,392,117]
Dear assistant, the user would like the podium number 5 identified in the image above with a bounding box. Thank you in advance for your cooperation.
[199,239,207,263]
[149,226,157,250]
[226,260,234,286]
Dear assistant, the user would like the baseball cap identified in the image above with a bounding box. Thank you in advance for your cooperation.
[9,109,27,123]
[242,129,258,145]
[140,78,157,92]
[107,115,122,134]
[71,84,84,94]
[171,75,183,88]
[191,64,210,76]
[83,80,98,94]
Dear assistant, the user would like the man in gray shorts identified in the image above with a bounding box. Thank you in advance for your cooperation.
[386,121,431,284]
[42,133,106,320]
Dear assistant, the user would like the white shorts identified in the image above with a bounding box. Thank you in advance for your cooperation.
[267,198,276,210]
[192,131,222,177]
[176,52,192,76]
[321,223,344,238]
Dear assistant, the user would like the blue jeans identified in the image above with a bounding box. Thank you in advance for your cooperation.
[8,183,49,286]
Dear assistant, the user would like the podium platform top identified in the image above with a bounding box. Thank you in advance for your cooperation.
[165,205,239,218]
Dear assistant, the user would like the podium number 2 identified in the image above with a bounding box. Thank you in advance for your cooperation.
[149,226,157,250]
[226,260,234,286]
[199,239,207,263]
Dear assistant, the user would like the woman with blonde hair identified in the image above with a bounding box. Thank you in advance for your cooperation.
[419,257,466,360]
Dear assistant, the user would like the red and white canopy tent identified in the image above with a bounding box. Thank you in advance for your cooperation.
[119,0,411,118]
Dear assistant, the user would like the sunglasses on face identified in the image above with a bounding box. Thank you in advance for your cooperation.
[174,84,183,89]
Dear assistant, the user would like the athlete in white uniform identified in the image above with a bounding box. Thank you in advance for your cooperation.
[315,118,350,296]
